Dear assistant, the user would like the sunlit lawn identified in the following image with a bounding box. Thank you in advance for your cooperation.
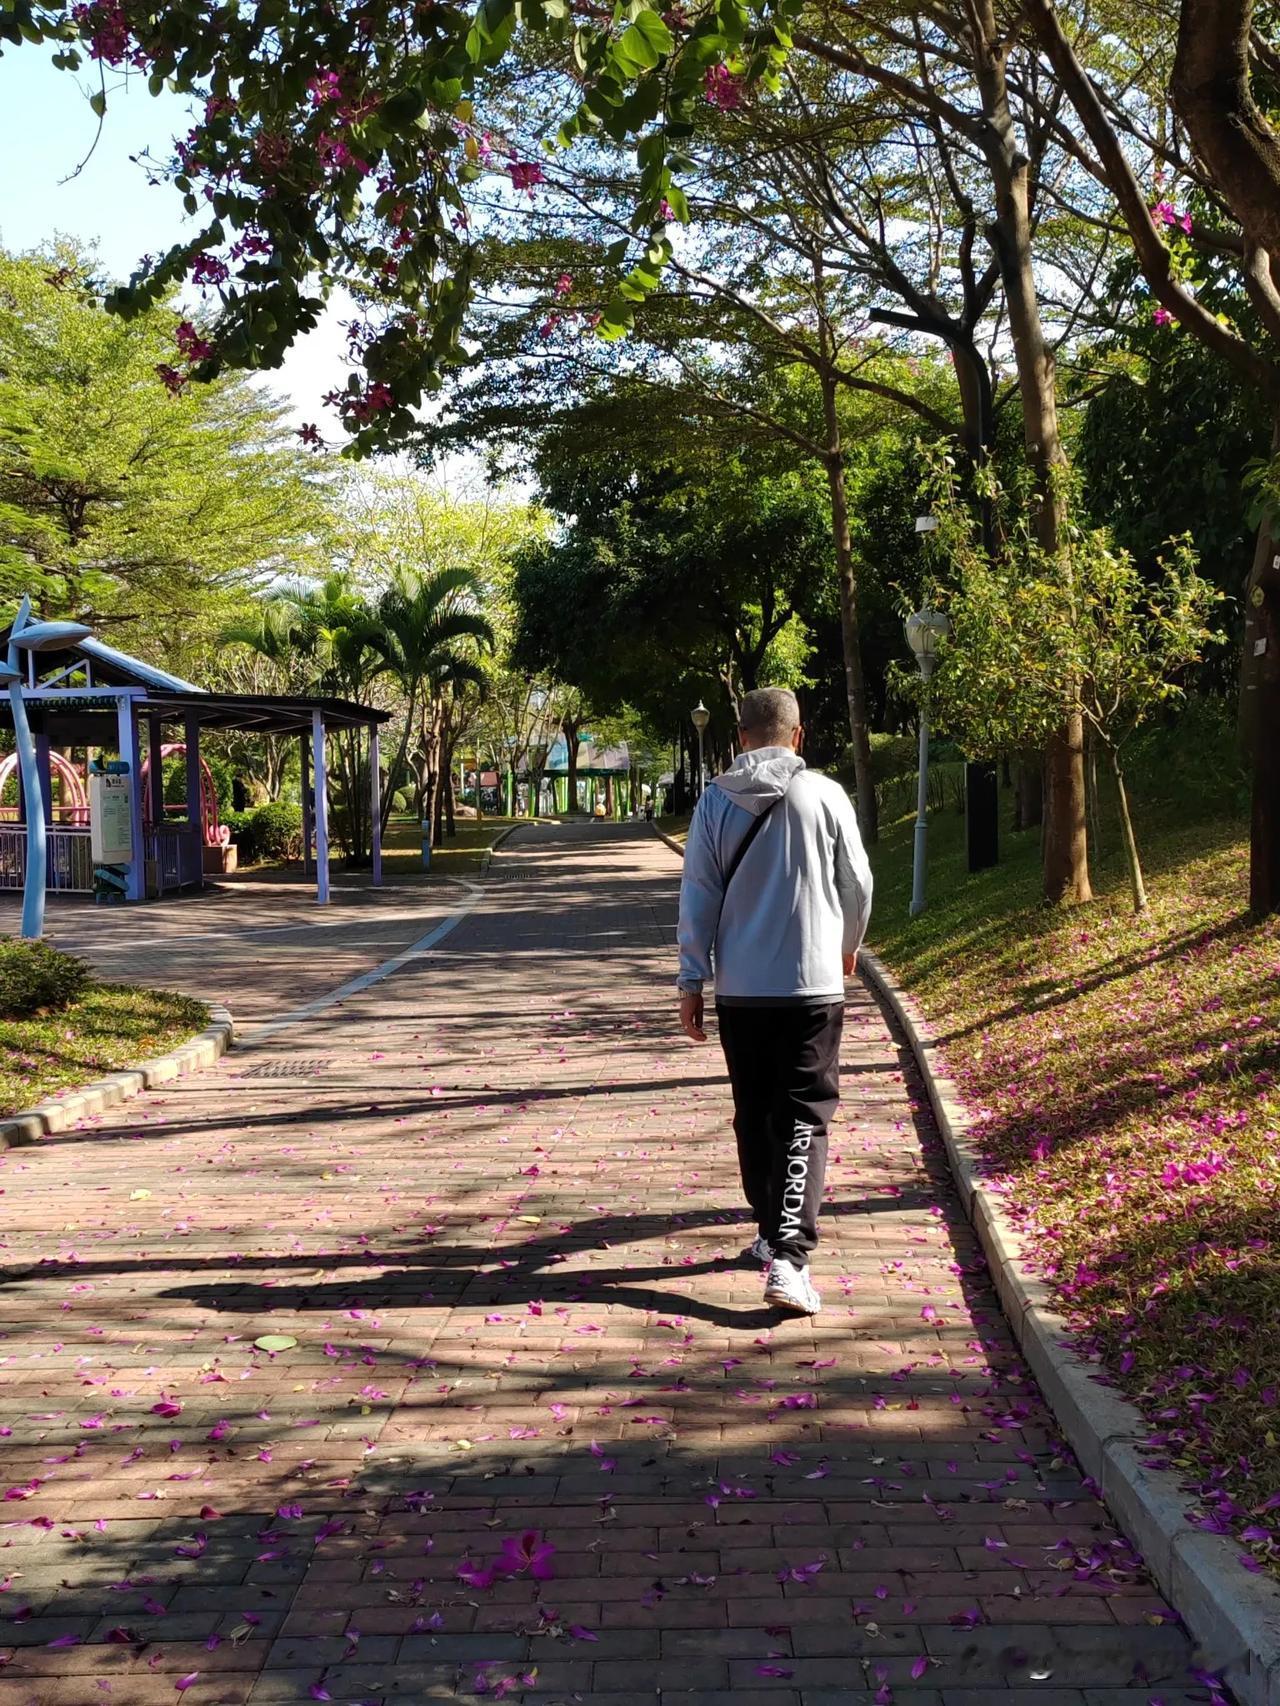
[378,814,530,877]
[0,984,209,1117]
[868,777,1280,1571]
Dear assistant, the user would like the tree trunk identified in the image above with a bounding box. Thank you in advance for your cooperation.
[1246,475,1280,913]
[381,688,417,838]
[1013,758,1043,831]
[950,340,999,554]
[421,705,442,848]
[564,718,582,813]
[819,368,879,844]
[1086,736,1103,862]
[1237,415,1280,913]
[972,8,1090,903]
[1173,0,1280,263]
[1107,745,1148,914]
[444,758,456,838]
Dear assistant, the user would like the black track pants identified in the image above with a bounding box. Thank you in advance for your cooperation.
[716,1000,843,1269]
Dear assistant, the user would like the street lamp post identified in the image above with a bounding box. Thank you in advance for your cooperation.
[905,590,950,919]
[690,701,710,799]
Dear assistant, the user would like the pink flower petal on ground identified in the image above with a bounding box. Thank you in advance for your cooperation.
[174,1676,199,1693]
[494,1530,552,1578]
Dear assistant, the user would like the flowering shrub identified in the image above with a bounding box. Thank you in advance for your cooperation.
[12,0,740,440]
[871,801,1280,1575]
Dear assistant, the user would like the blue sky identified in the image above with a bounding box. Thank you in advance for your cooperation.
[0,57,351,425]
[0,59,194,275]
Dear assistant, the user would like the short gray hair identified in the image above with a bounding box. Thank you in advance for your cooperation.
[738,687,800,745]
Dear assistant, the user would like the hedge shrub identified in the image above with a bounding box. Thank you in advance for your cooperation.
[0,939,90,1019]
[223,801,304,865]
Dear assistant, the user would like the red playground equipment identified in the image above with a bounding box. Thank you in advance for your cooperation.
[0,745,230,850]
[0,749,89,824]
[140,743,231,850]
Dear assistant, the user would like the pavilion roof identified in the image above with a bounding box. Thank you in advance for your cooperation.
[0,622,387,737]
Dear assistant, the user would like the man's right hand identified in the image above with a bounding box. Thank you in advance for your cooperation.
[679,992,707,1043]
[843,951,857,978]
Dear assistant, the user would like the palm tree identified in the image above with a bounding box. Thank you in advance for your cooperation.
[224,574,384,859]
[365,566,494,837]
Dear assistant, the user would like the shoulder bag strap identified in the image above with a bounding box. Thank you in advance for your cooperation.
[721,792,783,894]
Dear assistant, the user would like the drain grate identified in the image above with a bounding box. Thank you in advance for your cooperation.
[236,1058,332,1080]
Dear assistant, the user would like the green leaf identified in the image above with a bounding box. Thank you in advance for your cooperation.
[382,86,428,127]
[661,184,689,222]
[89,88,106,118]
[616,9,671,70]
[254,1334,298,1352]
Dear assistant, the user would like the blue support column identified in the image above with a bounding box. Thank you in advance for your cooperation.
[147,715,165,827]
[370,722,382,888]
[300,733,314,877]
[33,730,53,826]
[117,696,145,902]
[184,714,204,889]
[312,709,330,906]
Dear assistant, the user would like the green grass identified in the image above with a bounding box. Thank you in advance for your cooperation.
[376,815,529,878]
[867,775,1280,1569]
[0,983,209,1116]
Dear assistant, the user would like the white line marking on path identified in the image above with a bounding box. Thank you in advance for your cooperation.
[237,879,488,1045]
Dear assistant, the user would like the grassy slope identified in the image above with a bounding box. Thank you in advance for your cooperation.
[867,773,1280,1569]
[0,984,209,1116]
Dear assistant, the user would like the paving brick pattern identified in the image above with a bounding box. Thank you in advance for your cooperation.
[40,871,463,1029]
[0,823,1217,1704]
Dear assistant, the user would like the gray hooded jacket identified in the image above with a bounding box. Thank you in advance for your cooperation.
[676,747,873,1003]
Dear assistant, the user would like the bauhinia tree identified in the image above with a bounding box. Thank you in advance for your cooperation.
[1017,0,1280,911]
[2,0,1257,903]
[920,452,1221,915]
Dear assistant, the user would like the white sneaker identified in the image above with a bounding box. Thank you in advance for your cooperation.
[764,1258,821,1315]
[745,1234,772,1265]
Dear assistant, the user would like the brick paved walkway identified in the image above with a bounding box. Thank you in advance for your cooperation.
[38,871,469,1030]
[0,823,1217,1705]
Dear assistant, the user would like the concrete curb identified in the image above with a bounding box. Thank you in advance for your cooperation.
[859,947,1280,1706]
[651,824,687,859]
[649,826,1280,1703]
[0,1003,235,1150]
[480,822,522,874]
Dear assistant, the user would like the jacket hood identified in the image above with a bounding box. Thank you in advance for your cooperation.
[711,747,806,817]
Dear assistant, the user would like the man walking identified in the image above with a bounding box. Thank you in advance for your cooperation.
[676,688,872,1315]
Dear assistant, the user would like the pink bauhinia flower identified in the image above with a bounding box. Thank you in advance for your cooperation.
[496,1529,556,1580]
[508,160,545,194]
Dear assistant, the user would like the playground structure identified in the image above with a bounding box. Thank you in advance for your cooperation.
[141,743,233,863]
[0,749,88,825]
[0,612,389,928]
[0,743,233,868]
